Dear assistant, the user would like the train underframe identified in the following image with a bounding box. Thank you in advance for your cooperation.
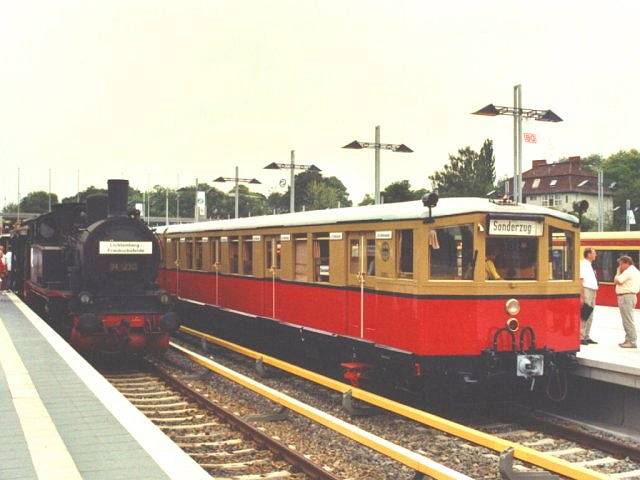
[23,283,178,355]
[177,299,577,401]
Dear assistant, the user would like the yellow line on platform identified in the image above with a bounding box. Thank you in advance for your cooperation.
[170,340,472,480]
[179,325,609,480]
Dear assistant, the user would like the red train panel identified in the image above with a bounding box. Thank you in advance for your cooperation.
[158,269,579,356]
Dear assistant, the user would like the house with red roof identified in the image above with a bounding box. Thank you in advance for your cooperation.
[511,156,613,225]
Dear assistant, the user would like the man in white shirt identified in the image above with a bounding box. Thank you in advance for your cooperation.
[579,248,598,345]
[614,255,640,348]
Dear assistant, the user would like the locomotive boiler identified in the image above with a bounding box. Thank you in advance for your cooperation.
[11,179,179,354]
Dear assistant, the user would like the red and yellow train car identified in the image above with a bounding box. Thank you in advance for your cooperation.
[580,231,640,307]
[157,196,580,394]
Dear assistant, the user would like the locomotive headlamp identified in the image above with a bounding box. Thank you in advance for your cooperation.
[506,317,519,332]
[159,293,170,305]
[79,292,92,305]
[505,298,520,316]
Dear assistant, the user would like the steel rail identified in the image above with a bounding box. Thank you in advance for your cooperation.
[169,341,472,480]
[143,358,341,480]
[179,326,610,480]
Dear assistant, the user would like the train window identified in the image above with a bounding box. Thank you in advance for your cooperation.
[194,238,203,270]
[349,234,376,277]
[429,225,474,280]
[549,229,575,280]
[266,236,281,273]
[294,234,307,281]
[367,239,376,276]
[314,234,330,282]
[486,237,537,280]
[242,237,253,275]
[170,239,177,268]
[185,239,194,269]
[349,239,360,275]
[595,250,640,282]
[211,238,220,266]
[398,229,413,279]
[229,237,239,273]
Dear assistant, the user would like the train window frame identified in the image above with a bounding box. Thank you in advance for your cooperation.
[348,231,376,281]
[229,236,239,274]
[294,234,307,282]
[210,237,220,269]
[185,238,194,270]
[397,229,414,279]
[242,236,253,275]
[548,228,575,281]
[169,238,178,268]
[265,236,282,276]
[194,238,203,270]
[313,233,330,283]
[486,236,538,281]
[428,224,475,281]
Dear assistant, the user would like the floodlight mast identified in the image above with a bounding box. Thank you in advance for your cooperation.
[263,151,321,213]
[213,166,261,218]
[342,126,413,205]
[472,85,562,204]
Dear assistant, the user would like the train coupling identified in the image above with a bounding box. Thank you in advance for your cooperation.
[516,354,544,378]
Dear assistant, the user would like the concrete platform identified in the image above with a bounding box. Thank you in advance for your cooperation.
[0,292,209,480]
[575,305,640,389]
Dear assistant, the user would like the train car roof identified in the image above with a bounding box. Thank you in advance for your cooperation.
[580,231,640,240]
[157,198,578,235]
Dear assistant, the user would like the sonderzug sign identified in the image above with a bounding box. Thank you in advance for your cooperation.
[489,219,543,236]
[99,241,153,255]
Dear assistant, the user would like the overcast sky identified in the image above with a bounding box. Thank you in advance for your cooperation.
[1,1,639,208]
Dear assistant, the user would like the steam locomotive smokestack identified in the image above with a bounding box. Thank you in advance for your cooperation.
[108,179,129,217]
[86,194,109,224]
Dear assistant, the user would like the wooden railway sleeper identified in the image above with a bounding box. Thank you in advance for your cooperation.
[499,448,559,480]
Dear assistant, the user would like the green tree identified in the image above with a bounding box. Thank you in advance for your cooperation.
[579,154,605,173]
[18,191,58,213]
[266,191,287,214]
[381,180,427,204]
[282,170,352,211]
[304,181,339,210]
[359,194,375,206]
[601,149,640,230]
[1,202,18,213]
[429,139,497,197]
[61,186,106,203]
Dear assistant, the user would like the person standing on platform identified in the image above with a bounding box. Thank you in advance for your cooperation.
[4,247,12,291]
[614,255,640,348]
[579,248,598,345]
[0,245,5,290]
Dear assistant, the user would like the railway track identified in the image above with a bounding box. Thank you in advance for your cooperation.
[475,415,640,479]
[169,328,640,479]
[104,364,340,480]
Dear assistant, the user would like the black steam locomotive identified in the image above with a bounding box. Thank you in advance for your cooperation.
[11,179,179,354]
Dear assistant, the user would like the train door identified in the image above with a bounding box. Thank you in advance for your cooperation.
[347,232,375,338]
[264,236,282,318]
[211,237,220,305]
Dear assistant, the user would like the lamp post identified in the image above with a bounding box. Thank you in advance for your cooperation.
[342,125,413,205]
[214,166,261,218]
[264,150,321,213]
[472,85,562,204]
